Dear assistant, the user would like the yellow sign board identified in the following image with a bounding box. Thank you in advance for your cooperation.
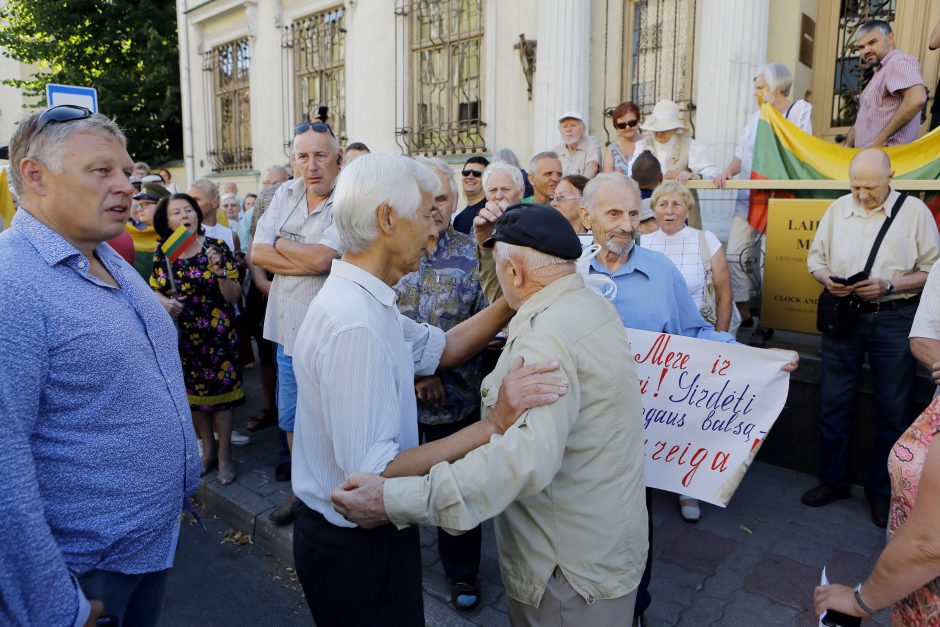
[760,198,833,334]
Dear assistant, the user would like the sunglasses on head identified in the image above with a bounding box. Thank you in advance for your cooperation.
[294,121,335,137]
[461,169,483,178]
[614,119,639,130]
[25,105,94,154]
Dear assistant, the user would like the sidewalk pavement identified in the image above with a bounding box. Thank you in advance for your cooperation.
[201,362,892,626]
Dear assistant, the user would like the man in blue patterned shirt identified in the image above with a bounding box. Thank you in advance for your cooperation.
[0,107,200,626]
[395,157,488,609]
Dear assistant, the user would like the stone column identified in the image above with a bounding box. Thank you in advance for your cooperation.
[693,0,770,170]
[532,0,591,154]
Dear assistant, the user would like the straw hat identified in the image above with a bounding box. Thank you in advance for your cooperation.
[640,100,687,133]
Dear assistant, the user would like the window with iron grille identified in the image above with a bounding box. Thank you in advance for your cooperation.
[397,0,485,155]
[629,0,696,118]
[203,38,252,172]
[283,6,347,145]
[831,0,897,128]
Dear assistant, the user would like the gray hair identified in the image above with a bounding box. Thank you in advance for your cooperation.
[190,177,219,199]
[582,172,640,216]
[332,153,439,253]
[755,62,794,98]
[220,193,240,205]
[493,241,570,271]
[412,156,458,210]
[482,161,524,195]
[492,148,522,169]
[9,112,127,196]
[858,20,892,38]
[265,164,289,181]
[529,150,560,173]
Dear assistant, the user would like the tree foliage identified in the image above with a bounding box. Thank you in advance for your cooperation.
[0,0,183,164]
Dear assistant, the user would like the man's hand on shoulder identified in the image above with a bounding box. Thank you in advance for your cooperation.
[332,473,388,528]
[485,357,569,435]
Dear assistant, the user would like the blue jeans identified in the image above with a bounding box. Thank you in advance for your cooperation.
[78,568,170,627]
[275,344,297,433]
[818,306,918,498]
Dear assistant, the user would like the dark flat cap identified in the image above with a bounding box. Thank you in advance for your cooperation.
[482,203,582,260]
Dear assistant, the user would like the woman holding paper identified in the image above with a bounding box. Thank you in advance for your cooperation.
[640,181,737,524]
[151,193,245,485]
[814,399,940,624]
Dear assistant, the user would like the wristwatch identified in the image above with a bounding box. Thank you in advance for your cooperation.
[854,582,876,615]
[885,281,895,296]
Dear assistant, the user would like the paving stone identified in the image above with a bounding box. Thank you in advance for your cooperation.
[719,590,798,626]
[742,552,821,610]
[675,594,726,625]
[655,519,739,575]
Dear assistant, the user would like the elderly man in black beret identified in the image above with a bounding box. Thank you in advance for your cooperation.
[333,204,649,626]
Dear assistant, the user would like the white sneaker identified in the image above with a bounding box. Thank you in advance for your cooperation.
[678,495,701,523]
[214,431,252,446]
[230,430,251,446]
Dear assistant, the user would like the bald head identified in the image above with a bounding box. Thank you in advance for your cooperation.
[850,148,891,178]
[849,149,893,211]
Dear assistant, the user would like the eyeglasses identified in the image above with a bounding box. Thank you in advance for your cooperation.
[294,121,335,137]
[461,169,484,178]
[24,105,93,155]
[614,119,639,130]
[549,194,582,203]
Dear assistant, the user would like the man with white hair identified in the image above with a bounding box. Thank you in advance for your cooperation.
[251,122,343,525]
[554,112,601,178]
[476,161,525,303]
[0,107,199,625]
[528,151,563,205]
[630,100,718,228]
[332,202,649,625]
[290,154,566,625]
[394,156,487,609]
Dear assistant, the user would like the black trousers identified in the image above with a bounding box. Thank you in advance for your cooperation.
[420,414,483,585]
[293,504,424,626]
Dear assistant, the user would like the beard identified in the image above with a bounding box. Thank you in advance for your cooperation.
[604,230,635,256]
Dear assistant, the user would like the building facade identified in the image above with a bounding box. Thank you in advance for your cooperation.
[168,0,939,198]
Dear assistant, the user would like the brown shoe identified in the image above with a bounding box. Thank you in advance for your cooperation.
[269,495,302,526]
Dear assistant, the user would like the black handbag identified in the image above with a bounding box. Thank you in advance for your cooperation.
[815,193,907,337]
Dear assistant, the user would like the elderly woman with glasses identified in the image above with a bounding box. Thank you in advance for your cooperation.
[151,193,245,485]
[602,101,642,176]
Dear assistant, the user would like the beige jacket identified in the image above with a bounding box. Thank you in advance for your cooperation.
[383,272,648,607]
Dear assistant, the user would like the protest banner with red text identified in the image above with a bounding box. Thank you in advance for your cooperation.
[628,328,792,507]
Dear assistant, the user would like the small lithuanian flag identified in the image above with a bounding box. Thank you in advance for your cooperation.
[161,225,197,262]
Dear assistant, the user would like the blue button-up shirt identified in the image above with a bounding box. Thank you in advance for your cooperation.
[0,210,200,626]
[590,246,735,343]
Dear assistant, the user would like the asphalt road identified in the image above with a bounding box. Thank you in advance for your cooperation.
[157,510,311,626]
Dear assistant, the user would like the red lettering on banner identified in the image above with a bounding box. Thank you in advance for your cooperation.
[634,333,691,370]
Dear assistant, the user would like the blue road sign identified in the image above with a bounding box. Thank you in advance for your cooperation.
[46,84,98,113]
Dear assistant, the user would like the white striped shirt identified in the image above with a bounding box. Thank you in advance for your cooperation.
[855,48,925,148]
[291,260,446,527]
[253,178,337,356]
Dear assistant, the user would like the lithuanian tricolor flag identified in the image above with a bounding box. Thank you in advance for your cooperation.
[161,225,197,262]
[748,103,940,232]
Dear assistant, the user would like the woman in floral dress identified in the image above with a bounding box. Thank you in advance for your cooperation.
[151,193,244,485]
